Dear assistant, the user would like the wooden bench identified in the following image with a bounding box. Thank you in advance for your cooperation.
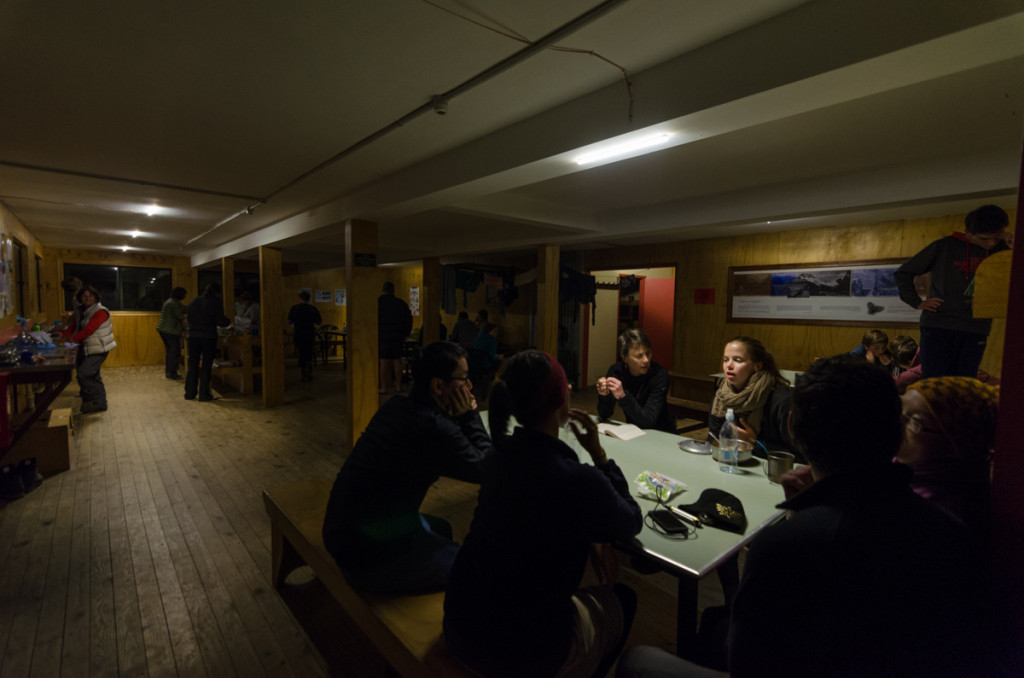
[666,373,716,434]
[262,479,471,678]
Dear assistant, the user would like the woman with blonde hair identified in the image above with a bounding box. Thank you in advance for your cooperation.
[708,336,797,458]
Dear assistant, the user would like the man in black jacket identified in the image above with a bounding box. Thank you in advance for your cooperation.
[322,342,494,594]
[184,283,231,401]
[378,281,413,393]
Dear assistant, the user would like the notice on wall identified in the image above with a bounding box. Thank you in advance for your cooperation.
[729,260,920,325]
[315,289,331,303]
[409,286,420,316]
[335,289,346,306]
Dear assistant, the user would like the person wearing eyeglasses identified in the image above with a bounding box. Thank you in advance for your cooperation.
[322,341,494,595]
[898,377,998,536]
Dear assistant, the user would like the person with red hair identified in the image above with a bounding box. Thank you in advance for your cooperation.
[445,350,642,677]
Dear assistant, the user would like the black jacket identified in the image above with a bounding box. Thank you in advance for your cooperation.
[186,295,230,339]
[322,393,492,569]
[596,360,673,433]
[444,427,642,676]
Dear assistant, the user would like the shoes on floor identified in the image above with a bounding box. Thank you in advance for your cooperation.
[80,401,107,414]
[198,395,218,402]
[184,394,196,400]
[19,459,42,493]
[167,374,182,380]
[0,465,25,501]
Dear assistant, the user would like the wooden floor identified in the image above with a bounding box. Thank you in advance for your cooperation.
[0,364,725,677]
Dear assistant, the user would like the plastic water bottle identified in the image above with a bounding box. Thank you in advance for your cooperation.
[719,408,741,474]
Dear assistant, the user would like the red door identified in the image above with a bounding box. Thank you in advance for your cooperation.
[639,278,674,372]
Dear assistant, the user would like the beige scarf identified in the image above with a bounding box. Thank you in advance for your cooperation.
[711,369,776,433]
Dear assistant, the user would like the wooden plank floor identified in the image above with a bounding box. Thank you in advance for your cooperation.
[0,364,725,677]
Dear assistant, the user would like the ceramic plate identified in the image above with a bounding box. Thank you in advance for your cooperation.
[678,439,713,455]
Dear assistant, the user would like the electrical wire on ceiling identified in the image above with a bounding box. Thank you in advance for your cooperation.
[421,0,634,120]
[188,0,634,247]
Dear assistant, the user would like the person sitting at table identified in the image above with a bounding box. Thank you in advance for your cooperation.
[62,285,117,414]
[237,292,260,336]
[848,328,900,375]
[708,336,797,459]
[891,334,998,394]
[596,328,673,433]
[287,290,321,382]
[445,350,642,678]
[322,341,493,595]
[898,376,998,537]
[617,356,1012,678]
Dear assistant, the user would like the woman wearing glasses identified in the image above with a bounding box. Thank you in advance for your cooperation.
[898,376,998,535]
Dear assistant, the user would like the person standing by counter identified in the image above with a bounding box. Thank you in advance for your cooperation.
[62,285,116,414]
[288,290,322,381]
[156,287,188,380]
[185,283,231,402]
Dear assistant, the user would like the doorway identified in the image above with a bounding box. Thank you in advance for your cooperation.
[583,267,676,387]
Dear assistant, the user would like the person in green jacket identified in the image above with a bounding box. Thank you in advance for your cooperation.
[156,287,188,379]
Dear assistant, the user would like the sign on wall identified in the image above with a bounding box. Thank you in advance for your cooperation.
[728,259,920,326]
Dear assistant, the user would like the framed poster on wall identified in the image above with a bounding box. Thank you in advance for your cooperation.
[728,259,921,327]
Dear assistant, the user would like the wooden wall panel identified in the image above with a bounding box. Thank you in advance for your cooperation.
[105,313,164,367]
[588,210,1014,380]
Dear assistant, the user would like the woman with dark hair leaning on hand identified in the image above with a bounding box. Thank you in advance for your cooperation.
[444,350,642,677]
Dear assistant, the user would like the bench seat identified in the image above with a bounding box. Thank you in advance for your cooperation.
[262,478,471,678]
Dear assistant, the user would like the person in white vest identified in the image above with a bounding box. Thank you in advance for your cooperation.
[61,285,117,413]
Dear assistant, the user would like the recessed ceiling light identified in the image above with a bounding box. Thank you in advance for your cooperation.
[121,246,129,252]
[145,207,157,217]
[575,132,673,166]
[132,230,141,238]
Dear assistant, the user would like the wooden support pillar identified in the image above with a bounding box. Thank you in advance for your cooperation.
[345,219,379,452]
[260,247,285,408]
[536,244,560,356]
[221,257,235,321]
[420,257,441,344]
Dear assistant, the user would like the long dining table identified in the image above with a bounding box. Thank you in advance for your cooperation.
[581,423,788,656]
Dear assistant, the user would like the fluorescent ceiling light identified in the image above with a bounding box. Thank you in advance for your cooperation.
[575,133,673,166]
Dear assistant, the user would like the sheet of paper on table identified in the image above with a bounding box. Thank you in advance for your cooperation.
[597,422,645,440]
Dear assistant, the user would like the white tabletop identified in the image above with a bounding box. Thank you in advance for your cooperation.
[577,424,787,579]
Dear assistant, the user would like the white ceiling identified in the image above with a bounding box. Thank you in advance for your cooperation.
[1,0,1022,271]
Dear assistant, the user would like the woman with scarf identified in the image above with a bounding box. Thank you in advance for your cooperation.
[444,351,642,677]
[708,336,797,460]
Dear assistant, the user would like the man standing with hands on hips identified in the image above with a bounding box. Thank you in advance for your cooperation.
[894,204,1010,379]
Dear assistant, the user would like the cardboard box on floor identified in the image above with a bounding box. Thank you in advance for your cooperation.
[2,407,73,475]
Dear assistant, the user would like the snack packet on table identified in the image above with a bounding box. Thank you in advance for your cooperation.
[635,470,686,501]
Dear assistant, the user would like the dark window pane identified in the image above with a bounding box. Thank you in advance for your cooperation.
[62,263,172,311]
